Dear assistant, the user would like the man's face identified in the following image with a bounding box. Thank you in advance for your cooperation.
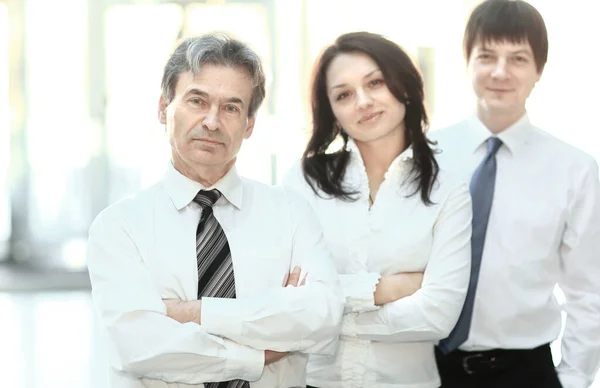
[468,39,542,117]
[159,65,255,180]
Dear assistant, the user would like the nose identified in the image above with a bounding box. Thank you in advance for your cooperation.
[491,58,509,80]
[202,108,219,131]
[356,89,374,110]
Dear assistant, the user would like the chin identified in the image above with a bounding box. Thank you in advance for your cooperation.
[484,100,516,113]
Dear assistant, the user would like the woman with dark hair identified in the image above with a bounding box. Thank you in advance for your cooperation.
[283,32,472,388]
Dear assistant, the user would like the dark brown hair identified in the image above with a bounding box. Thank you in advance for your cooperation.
[302,31,439,205]
[464,0,548,72]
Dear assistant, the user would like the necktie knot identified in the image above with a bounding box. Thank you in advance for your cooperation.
[487,137,503,156]
[193,189,221,209]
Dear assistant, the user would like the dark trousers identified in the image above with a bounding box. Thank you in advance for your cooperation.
[435,343,562,388]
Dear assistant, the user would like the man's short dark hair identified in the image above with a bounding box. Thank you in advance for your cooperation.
[464,0,548,72]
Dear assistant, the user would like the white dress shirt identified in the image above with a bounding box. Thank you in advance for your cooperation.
[86,162,345,388]
[429,114,600,388]
[283,139,472,388]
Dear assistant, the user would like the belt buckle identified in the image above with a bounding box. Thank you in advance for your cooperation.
[462,353,486,375]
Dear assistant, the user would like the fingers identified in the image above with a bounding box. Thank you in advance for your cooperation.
[283,267,308,287]
[285,266,301,287]
[299,272,308,286]
[265,350,289,365]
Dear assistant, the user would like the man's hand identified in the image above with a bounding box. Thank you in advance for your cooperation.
[162,299,201,324]
[283,266,307,287]
[264,350,287,366]
[261,267,308,365]
[374,272,424,306]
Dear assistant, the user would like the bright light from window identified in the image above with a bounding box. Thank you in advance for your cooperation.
[0,4,10,248]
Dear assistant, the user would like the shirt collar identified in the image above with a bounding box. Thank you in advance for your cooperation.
[468,112,533,155]
[345,137,414,164]
[163,162,243,211]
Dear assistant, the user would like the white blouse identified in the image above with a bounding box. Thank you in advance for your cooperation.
[283,140,472,388]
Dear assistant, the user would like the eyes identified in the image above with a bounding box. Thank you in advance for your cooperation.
[188,98,241,114]
[476,53,530,65]
[335,78,385,101]
[223,104,240,113]
[189,97,205,106]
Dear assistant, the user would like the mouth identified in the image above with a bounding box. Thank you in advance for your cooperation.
[195,138,222,145]
[358,111,383,124]
[487,88,513,93]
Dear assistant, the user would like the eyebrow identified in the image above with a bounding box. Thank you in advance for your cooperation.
[329,68,382,92]
[184,88,245,107]
[478,47,533,56]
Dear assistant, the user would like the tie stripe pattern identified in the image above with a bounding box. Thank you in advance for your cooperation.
[204,381,249,388]
[438,136,503,354]
[193,190,248,388]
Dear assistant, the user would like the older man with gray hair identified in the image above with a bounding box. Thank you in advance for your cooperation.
[86,33,344,388]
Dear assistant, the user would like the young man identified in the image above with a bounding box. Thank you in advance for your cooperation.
[431,1,600,387]
[86,34,344,388]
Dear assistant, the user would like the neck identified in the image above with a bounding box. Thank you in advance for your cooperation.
[354,129,406,181]
[172,157,235,187]
[477,106,525,134]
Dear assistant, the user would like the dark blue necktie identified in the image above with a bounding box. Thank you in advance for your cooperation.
[438,137,503,354]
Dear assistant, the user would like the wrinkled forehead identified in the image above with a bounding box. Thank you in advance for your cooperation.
[175,66,253,100]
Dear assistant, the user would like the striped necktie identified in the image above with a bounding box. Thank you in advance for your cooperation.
[194,189,249,388]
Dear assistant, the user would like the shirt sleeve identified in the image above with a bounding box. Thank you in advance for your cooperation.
[281,160,380,315]
[201,188,345,356]
[557,158,600,388]
[87,207,265,384]
[339,273,381,314]
[340,182,472,342]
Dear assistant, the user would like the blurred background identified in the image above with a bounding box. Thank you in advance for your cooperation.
[0,0,598,387]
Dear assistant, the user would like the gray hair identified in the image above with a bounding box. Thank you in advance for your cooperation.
[161,33,266,117]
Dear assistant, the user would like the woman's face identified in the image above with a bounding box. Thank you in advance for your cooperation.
[326,51,406,146]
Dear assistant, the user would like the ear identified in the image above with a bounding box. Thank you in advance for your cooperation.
[158,96,168,124]
[243,116,256,140]
[535,67,543,83]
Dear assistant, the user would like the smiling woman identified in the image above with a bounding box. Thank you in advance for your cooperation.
[302,31,438,204]
[325,52,407,153]
[283,31,472,388]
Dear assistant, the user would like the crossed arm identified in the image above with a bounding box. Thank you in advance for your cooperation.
[373,272,424,306]
[163,267,309,365]
[336,184,472,343]
[87,197,344,384]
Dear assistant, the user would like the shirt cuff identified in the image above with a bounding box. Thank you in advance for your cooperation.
[223,342,265,382]
[340,273,381,314]
[201,297,244,338]
[557,371,589,388]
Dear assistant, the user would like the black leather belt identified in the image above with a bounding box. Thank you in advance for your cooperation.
[444,343,552,375]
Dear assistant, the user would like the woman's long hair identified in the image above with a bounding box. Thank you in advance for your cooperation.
[302,31,439,204]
